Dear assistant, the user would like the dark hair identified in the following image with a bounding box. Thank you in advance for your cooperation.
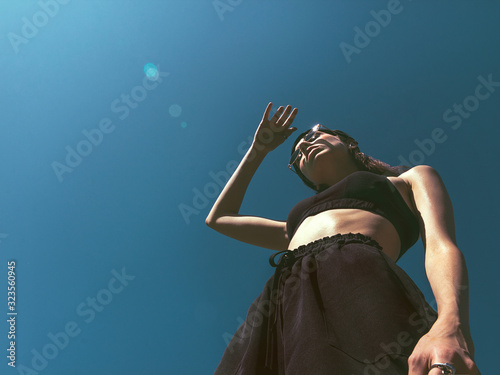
[290,127,411,193]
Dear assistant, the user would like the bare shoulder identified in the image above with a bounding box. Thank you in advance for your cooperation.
[387,165,441,220]
[395,165,449,218]
[396,165,457,248]
[397,165,442,187]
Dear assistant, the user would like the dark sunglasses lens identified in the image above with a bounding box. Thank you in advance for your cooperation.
[289,129,318,165]
[304,131,316,141]
[289,150,300,166]
[289,126,327,172]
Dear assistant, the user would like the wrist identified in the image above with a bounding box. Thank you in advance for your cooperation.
[433,314,470,335]
[249,142,270,157]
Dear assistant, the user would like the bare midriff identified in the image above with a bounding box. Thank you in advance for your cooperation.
[286,176,420,263]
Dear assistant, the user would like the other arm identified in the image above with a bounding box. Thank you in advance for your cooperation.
[404,165,480,375]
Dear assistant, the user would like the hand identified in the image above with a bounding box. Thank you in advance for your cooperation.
[408,322,480,375]
[252,102,298,154]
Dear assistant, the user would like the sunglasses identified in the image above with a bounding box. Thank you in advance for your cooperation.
[288,124,328,174]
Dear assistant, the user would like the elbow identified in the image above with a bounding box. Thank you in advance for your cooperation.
[205,215,215,228]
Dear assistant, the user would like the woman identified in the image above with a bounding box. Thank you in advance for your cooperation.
[206,102,480,375]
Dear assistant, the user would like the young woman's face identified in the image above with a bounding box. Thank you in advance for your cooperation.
[293,131,349,183]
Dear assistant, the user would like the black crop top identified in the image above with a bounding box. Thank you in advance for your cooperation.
[286,171,420,260]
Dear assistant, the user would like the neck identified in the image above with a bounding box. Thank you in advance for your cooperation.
[316,161,361,189]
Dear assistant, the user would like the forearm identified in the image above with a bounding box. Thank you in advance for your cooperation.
[205,144,267,224]
[425,244,471,331]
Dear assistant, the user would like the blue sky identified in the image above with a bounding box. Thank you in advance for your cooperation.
[0,1,498,374]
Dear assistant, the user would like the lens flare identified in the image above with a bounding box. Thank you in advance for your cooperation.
[143,63,159,81]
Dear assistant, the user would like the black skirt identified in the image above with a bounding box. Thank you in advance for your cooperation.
[214,233,438,375]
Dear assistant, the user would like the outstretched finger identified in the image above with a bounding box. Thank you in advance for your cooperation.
[277,105,292,123]
[269,105,285,123]
[283,107,299,127]
[262,102,273,122]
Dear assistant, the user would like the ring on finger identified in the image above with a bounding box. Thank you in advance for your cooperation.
[429,363,456,375]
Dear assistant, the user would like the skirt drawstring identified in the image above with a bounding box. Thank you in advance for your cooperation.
[265,250,294,370]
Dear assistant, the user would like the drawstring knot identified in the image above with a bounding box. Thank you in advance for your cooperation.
[265,250,295,370]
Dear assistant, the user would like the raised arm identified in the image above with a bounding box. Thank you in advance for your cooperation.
[205,102,298,251]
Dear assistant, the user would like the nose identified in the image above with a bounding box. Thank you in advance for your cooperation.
[298,138,313,152]
[298,137,316,156]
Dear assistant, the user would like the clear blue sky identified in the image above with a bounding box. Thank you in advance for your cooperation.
[0,1,498,374]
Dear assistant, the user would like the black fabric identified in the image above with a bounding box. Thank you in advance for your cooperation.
[286,171,420,260]
[214,233,437,375]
